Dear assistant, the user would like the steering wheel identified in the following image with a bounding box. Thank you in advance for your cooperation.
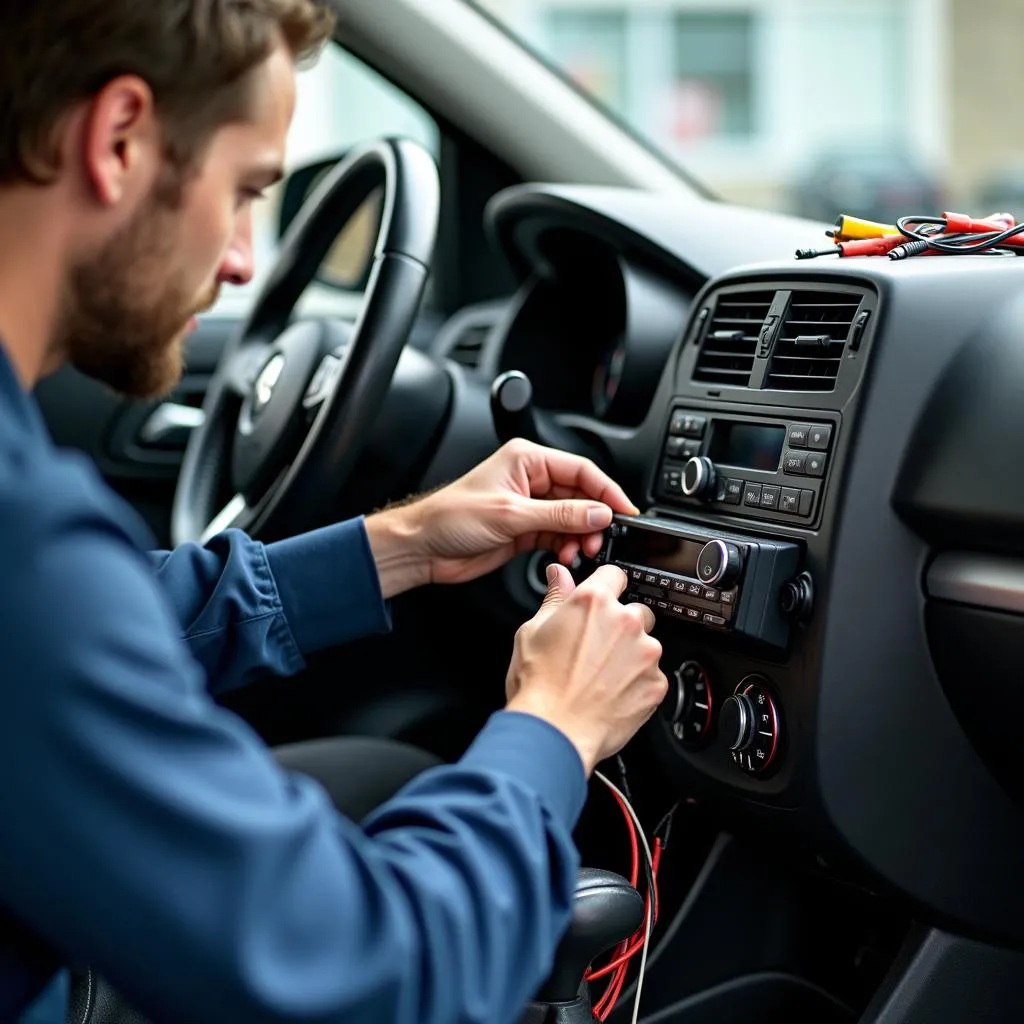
[171,137,440,547]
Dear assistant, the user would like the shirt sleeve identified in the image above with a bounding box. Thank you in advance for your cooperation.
[149,517,392,695]
[0,492,587,1024]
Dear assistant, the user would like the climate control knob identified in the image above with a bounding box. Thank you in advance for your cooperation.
[681,457,716,499]
[696,540,742,588]
[720,693,755,751]
[663,660,713,745]
[724,675,781,775]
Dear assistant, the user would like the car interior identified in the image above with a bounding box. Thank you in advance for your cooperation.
[35,0,1024,1021]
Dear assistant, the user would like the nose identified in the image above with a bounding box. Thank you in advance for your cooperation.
[218,209,254,287]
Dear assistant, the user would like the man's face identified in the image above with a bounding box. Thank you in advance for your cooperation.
[61,43,296,399]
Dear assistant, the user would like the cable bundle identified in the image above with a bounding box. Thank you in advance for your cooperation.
[795,211,1024,261]
[590,768,677,1024]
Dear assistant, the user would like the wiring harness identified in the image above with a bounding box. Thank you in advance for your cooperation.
[589,764,678,1024]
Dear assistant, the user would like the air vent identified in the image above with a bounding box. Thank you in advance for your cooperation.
[693,290,775,387]
[765,290,863,391]
[446,326,488,371]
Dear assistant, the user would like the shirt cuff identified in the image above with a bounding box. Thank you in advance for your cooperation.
[264,517,392,656]
[459,711,587,831]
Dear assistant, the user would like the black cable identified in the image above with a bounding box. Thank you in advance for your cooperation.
[896,215,1024,254]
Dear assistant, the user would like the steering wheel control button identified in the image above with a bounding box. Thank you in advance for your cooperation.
[805,452,827,477]
[743,482,763,506]
[667,661,713,745]
[807,424,833,450]
[727,676,782,775]
[787,423,812,448]
[681,456,716,499]
[696,540,742,588]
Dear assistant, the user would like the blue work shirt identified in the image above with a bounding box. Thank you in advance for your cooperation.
[0,345,586,1024]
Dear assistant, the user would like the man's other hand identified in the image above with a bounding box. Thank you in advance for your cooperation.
[506,562,668,775]
[396,439,640,588]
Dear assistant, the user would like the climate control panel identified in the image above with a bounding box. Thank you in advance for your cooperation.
[660,661,783,777]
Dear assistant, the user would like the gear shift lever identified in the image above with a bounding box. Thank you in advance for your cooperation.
[520,868,645,1024]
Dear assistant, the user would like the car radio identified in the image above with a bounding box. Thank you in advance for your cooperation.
[597,514,804,648]
[657,407,837,526]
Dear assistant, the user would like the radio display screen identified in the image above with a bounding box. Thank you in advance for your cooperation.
[612,530,705,577]
[710,423,785,472]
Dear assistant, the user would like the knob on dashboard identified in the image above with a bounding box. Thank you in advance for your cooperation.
[720,693,756,752]
[681,456,716,499]
[696,539,742,588]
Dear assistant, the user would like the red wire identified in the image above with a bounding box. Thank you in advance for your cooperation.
[591,838,663,1021]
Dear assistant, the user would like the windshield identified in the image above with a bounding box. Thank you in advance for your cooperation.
[476,1,1009,225]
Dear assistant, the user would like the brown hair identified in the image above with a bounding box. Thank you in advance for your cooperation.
[0,0,335,185]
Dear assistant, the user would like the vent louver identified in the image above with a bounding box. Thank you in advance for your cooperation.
[765,291,862,392]
[692,290,775,387]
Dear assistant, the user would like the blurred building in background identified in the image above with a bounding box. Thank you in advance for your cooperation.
[477,0,1024,221]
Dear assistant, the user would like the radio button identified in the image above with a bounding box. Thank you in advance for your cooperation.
[686,582,703,598]
[682,415,706,438]
[743,482,763,506]
[672,579,687,592]
[630,569,643,581]
[720,589,736,605]
[807,424,833,450]
[782,450,807,475]
[644,572,658,585]
[657,601,669,610]
[685,607,701,621]
[805,452,827,477]
[658,577,672,589]
[697,540,743,588]
[788,423,812,448]
[723,478,743,504]
[703,613,727,627]
[703,587,719,602]
[799,489,815,516]
[760,485,780,510]
[779,487,801,514]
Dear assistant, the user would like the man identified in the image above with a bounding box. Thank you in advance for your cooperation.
[0,2,668,1022]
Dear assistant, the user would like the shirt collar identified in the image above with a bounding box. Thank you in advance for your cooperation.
[0,342,51,437]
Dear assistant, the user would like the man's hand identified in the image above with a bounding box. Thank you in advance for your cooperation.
[365,439,640,597]
[505,562,668,775]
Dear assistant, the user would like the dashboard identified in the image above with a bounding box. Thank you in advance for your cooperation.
[436,183,1024,953]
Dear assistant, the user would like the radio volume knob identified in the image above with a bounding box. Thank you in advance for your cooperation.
[696,539,742,588]
[681,457,716,499]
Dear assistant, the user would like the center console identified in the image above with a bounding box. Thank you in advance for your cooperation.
[618,278,877,800]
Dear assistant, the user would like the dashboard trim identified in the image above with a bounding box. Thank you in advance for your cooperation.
[927,553,1024,615]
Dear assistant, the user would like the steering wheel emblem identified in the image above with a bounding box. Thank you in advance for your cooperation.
[252,353,286,414]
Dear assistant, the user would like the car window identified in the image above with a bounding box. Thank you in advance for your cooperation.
[477,1,1016,226]
[211,43,439,319]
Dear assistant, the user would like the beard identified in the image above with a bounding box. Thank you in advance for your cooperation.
[58,185,218,400]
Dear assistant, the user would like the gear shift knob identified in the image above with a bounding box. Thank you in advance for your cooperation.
[537,868,645,1004]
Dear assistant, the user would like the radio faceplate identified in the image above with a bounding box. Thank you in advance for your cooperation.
[657,406,838,527]
[598,514,803,648]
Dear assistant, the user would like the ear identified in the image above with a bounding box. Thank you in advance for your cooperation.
[81,75,157,207]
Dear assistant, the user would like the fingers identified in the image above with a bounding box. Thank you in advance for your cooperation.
[513,443,639,515]
[577,562,629,600]
[624,600,657,634]
[518,498,614,538]
[531,561,577,626]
